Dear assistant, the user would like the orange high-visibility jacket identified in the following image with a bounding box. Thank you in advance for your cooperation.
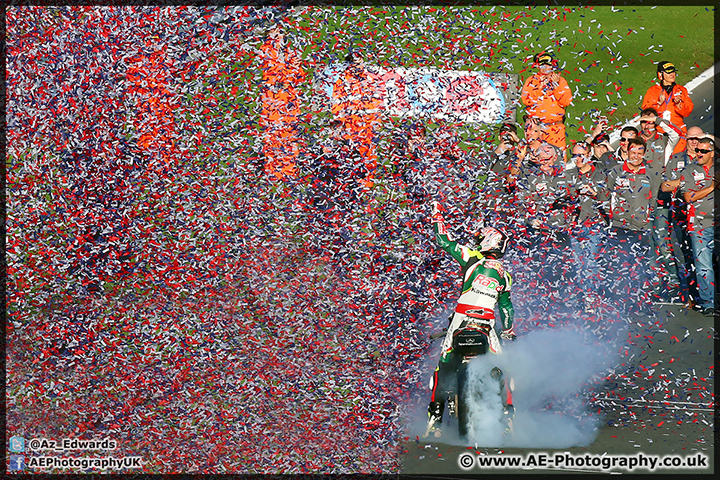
[642,83,693,154]
[641,83,693,130]
[331,67,383,119]
[259,37,305,125]
[521,73,572,124]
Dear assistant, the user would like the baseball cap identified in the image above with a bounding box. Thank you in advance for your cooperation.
[534,52,554,66]
[657,61,677,74]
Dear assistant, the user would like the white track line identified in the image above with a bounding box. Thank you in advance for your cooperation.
[593,396,714,412]
[685,63,717,94]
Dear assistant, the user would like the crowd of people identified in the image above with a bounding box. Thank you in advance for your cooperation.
[477,56,716,318]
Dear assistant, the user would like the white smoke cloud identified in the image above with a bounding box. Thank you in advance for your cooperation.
[409,325,624,448]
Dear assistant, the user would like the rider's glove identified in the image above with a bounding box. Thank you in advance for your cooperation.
[430,201,444,223]
[500,327,517,341]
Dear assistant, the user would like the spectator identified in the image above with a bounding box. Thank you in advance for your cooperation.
[584,115,609,145]
[515,116,564,172]
[485,117,561,230]
[600,137,663,316]
[642,61,694,155]
[583,116,614,164]
[259,24,306,179]
[521,52,573,155]
[307,122,342,214]
[662,126,705,304]
[490,122,521,173]
[331,50,384,188]
[635,107,681,165]
[567,141,609,314]
[514,137,576,312]
[590,132,613,164]
[635,109,682,303]
[487,123,522,182]
[597,126,638,175]
[480,122,524,228]
[679,137,717,316]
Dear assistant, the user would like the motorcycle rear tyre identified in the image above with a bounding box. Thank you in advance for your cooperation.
[456,364,471,438]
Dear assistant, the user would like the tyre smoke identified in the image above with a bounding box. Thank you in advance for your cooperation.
[460,326,622,447]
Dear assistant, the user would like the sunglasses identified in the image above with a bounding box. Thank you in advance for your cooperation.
[687,137,701,142]
[695,148,712,154]
[619,137,631,143]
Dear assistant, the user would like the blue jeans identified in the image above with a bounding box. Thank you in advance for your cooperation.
[689,226,715,309]
[570,224,604,296]
[670,202,698,302]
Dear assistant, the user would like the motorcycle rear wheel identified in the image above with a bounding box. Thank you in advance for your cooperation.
[457,364,472,438]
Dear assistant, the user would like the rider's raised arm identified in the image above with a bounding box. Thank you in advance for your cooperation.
[431,202,480,266]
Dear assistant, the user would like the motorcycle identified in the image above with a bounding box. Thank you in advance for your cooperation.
[425,318,515,440]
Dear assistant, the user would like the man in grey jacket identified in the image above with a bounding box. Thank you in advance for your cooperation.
[678,137,717,316]
[660,125,706,304]
[600,137,663,316]
[514,141,576,311]
[568,141,609,314]
[637,109,682,303]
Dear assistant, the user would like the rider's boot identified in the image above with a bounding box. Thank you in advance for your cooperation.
[424,401,444,438]
[503,404,515,436]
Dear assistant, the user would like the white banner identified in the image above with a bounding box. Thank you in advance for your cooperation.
[317,64,509,124]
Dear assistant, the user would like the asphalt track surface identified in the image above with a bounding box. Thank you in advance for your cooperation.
[400,304,714,476]
[682,62,715,135]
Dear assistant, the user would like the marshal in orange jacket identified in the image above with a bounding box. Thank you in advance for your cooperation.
[641,83,693,154]
[521,73,572,123]
[521,73,573,151]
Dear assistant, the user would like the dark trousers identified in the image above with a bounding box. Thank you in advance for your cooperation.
[601,227,653,314]
[517,226,576,310]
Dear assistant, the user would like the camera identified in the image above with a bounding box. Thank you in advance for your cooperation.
[503,134,517,145]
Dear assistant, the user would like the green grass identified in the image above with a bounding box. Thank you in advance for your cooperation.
[290,4,714,142]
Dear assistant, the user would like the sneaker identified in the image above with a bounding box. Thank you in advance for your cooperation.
[702,307,719,317]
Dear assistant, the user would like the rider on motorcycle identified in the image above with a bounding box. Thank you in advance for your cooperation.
[426,201,516,435]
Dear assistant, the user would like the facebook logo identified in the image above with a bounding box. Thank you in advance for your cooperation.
[9,436,25,452]
[9,455,26,471]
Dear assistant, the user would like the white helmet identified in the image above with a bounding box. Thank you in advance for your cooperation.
[476,226,510,258]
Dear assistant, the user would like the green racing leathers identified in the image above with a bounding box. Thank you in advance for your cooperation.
[433,216,514,363]
[427,211,516,428]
